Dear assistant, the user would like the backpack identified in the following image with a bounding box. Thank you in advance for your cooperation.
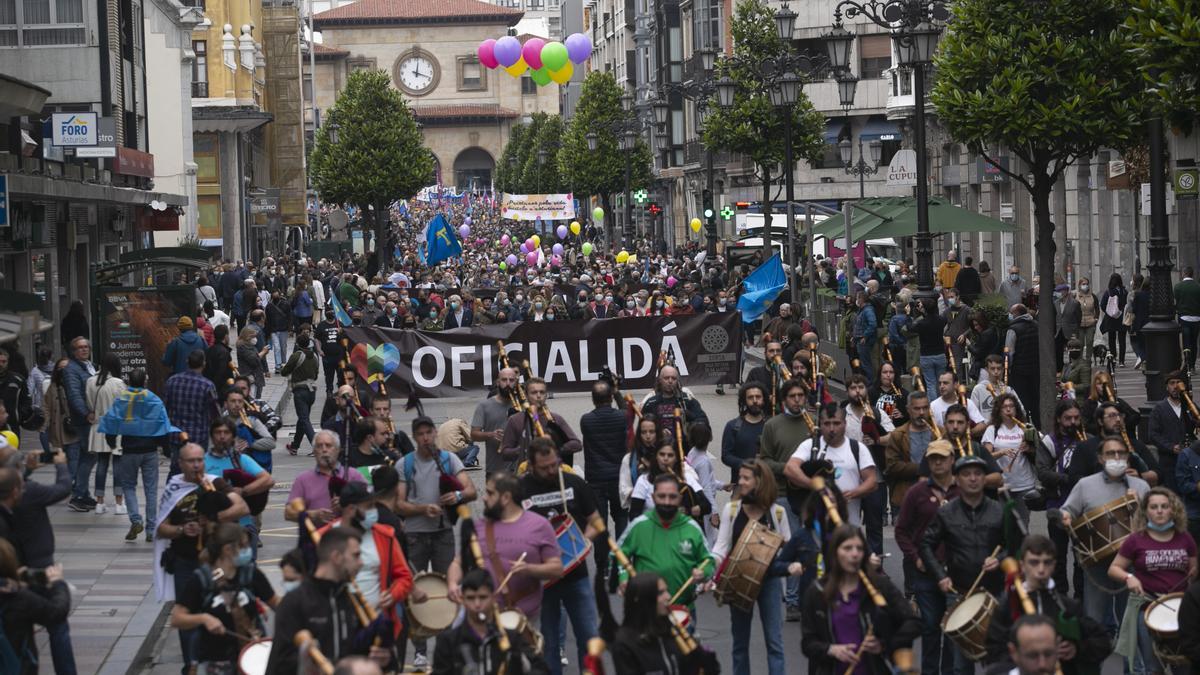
[1105,293,1121,319]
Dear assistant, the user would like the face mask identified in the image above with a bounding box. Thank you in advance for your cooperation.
[1069,351,1082,360]
[282,579,301,594]
[389,308,398,316]
[360,508,379,529]
[450,302,459,310]
[605,296,613,304]
[546,313,556,320]
[367,298,375,306]
[1104,459,1127,477]
[947,298,957,307]
[626,301,635,309]
[535,303,544,310]
[719,298,728,306]
[1010,274,1020,282]
[1081,285,1089,292]
[1148,519,1176,532]
[1007,313,1015,322]
[429,311,437,319]
[352,318,362,326]
[516,295,524,301]
[1054,292,1063,301]
[655,300,664,307]
[655,504,679,522]
[235,546,253,567]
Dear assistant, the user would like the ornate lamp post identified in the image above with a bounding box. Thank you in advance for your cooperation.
[840,137,882,198]
[585,93,657,250]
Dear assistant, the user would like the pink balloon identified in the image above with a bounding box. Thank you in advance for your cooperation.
[500,234,511,245]
[522,38,546,70]
[667,276,677,287]
[526,252,538,266]
[525,238,535,250]
[478,39,499,69]
[551,255,562,266]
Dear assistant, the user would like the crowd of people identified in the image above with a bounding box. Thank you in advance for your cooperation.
[6,196,1200,675]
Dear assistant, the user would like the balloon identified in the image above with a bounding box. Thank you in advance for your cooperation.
[616,251,629,264]
[626,254,638,264]
[530,66,552,87]
[541,41,569,71]
[551,254,562,266]
[522,38,546,70]
[549,62,574,85]
[581,242,594,256]
[478,39,499,69]
[689,217,702,233]
[570,221,581,235]
[464,216,472,225]
[520,243,529,254]
[525,238,535,250]
[504,57,528,77]
[459,224,470,238]
[499,261,507,271]
[556,225,568,239]
[506,254,518,267]
[592,206,605,221]
[565,32,593,64]
[531,234,541,248]
[552,243,564,255]
[667,276,677,287]
[694,251,707,264]
[494,36,522,67]
[500,234,511,245]
[526,251,538,266]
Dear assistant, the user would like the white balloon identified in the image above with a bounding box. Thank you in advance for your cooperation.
[694,251,707,265]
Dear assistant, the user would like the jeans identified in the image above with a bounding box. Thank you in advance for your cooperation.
[775,496,802,607]
[405,529,456,656]
[1182,319,1200,370]
[456,443,480,467]
[1132,331,1147,361]
[730,576,785,675]
[590,481,628,570]
[173,556,201,672]
[48,617,78,675]
[39,430,50,456]
[291,387,316,451]
[857,339,875,387]
[940,591,977,675]
[94,452,113,499]
[116,451,159,526]
[861,488,884,555]
[910,562,955,675]
[66,439,96,501]
[270,332,288,370]
[1080,325,1097,361]
[1083,567,1126,638]
[1133,599,1162,675]
[540,574,599,675]
[920,354,946,395]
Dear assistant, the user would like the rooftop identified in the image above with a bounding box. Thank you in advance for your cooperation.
[412,103,521,123]
[313,0,523,28]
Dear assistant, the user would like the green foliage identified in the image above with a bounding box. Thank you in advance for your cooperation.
[495,123,528,193]
[559,71,654,203]
[1124,0,1200,130]
[702,0,827,170]
[308,70,433,209]
[974,294,1011,333]
[177,234,208,251]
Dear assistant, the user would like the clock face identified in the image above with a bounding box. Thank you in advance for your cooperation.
[398,55,437,95]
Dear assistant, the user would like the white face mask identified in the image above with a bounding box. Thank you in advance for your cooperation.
[1104,459,1127,477]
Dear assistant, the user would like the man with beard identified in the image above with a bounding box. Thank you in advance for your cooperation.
[473,367,520,475]
[283,430,366,528]
[348,417,398,468]
[640,365,708,449]
[205,418,274,557]
[1148,370,1192,493]
[720,382,768,475]
[746,341,786,415]
[501,377,582,468]
[369,396,415,458]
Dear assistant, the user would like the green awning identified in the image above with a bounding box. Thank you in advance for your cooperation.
[814,196,1016,240]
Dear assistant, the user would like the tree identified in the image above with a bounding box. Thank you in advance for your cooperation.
[495,123,529,193]
[702,0,827,259]
[524,114,566,193]
[932,0,1144,427]
[1125,0,1200,130]
[309,69,433,273]
[559,71,653,249]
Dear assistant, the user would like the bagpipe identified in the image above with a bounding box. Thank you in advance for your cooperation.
[457,504,520,675]
[221,427,269,515]
[999,558,1067,675]
[293,630,335,675]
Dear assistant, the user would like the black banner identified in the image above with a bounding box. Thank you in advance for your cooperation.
[343,313,743,397]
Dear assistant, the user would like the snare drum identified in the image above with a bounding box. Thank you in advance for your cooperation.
[1069,493,1138,567]
[942,592,996,662]
[547,514,592,587]
[1144,593,1186,666]
[238,638,272,675]
[713,519,785,612]
[499,608,545,656]
[407,572,458,639]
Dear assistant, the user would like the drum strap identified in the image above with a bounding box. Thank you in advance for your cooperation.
[485,521,536,608]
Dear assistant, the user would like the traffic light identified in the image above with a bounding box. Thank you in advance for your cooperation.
[646,202,662,217]
[702,189,714,220]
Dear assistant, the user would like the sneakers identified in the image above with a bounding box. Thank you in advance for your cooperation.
[560,647,568,666]
[115,503,127,515]
[463,461,482,471]
[1134,357,1144,370]
[411,653,429,672]
[95,503,107,515]
[786,604,803,622]
[145,532,154,543]
[67,498,93,512]
[286,443,298,456]
[125,522,144,542]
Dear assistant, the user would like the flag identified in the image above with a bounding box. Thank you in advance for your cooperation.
[330,291,352,327]
[736,253,786,324]
[422,212,461,266]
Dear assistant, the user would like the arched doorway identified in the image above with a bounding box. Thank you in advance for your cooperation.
[453,147,494,192]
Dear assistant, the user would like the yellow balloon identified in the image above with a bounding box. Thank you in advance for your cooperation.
[616,251,629,264]
[531,234,541,248]
[550,62,574,84]
[690,217,702,232]
[570,221,581,235]
[626,254,638,264]
[505,58,528,77]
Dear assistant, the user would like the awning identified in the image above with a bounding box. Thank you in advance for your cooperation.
[824,118,849,145]
[859,117,902,142]
[814,196,1017,240]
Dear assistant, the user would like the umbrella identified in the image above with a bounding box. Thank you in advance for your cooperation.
[814,196,1017,241]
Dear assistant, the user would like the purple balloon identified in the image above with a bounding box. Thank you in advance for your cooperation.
[506,254,518,267]
[564,33,593,65]
[494,36,522,68]
[464,216,472,225]
[522,38,546,70]
[519,243,529,254]
[556,225,568,239]
[526,252,539,267]
[458,224,470,238]
[552,243,564,255]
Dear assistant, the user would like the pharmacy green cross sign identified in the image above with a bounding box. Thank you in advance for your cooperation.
[720,205,734,221]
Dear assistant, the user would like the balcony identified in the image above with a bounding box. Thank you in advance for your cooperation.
[683,140,730,167]
[884,67,935,121]
[191,81,209,98]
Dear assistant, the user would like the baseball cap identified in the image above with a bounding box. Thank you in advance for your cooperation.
[339,482,373,506]
[1166,370,1187,384]
[925,440,953,458]
[953,455,989,474]
[411,416,436,433]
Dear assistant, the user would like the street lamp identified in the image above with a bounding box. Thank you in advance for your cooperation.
[836,73,859,110]
[774,3,798,41]
[328,121,340,144]
[839,137,882,198]
[585,132,599,152]
[536,148,547,193]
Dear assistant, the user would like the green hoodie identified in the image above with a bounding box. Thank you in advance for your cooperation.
[616,510,713,606]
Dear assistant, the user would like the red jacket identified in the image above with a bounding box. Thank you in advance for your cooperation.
[316,520,414,637]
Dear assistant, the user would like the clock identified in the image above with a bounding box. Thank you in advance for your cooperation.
[395,52,439,96]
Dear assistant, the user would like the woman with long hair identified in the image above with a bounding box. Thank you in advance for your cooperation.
[619,415,661,511]
[44,358,76,456]
[1079,369,1140,437]
[628,444,710,521]
[981,393,1038,514]
[1108,488,1198,674]
[603,572,683,674]
[800,524,918,675]
[86,352,126,515]
[1100,272,1129,367]
[236,326,266,398]
[713,459,803,675]
[966,309,999,382]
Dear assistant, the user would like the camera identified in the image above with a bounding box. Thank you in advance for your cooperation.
[599,365,622,390]
[19,567,48,587]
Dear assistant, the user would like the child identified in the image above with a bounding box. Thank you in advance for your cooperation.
[685,422,725,543]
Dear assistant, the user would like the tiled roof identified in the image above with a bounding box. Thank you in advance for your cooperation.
[312,43,349,58]
[412,104,521,121]
[314,0,523,27]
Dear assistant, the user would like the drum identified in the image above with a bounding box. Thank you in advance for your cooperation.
[942,592,996,662]
[1144,593,1186,666]
[547,514,591,587]
[1069,493,1139,566]
[713,519,785,612]
[669,605,691,630]
[499,608,544,656]
[407,572,458,639]
[238,638,272,675]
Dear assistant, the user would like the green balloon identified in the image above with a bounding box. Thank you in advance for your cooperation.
[500,261,507,271]
[530,67,552,86]
[592,206,605,221]
[581,242,594,256]
[541,42,569,71]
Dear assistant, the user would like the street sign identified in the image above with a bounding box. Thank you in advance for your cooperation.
[0,175,7,228]
[1174,168,1198,200]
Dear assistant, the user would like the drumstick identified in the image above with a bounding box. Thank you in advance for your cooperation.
[668,558,713,606]
[495,552,528,596]
[294,630,334,675]
[963,545,1003,599]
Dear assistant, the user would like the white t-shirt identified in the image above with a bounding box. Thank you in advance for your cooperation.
[630,464,704,506]
[355,533,381,606]
[931,395,986,427]
[982,423,1036,491]
[790,437,876,525]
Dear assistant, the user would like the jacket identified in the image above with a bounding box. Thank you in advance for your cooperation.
[315,520,413,638]
[265,576,366,674]
[44,383,76,448]
[63,357,93,428]
[162,330,208,375]
[432,620,548,675]
[266,301,291,333]
[919,495,1005,595]
[800,575,920,675]
[758,413,812,486]
[579,406,627,483]
[13,464,72,566]
[894,476,958,564]
[616,510,714,606]
[955,266,983,300]
[1056,296,1082,339]
[1007,315,1039,376]
[1149,399,1191,460]
[1175,278,1200,317]
[0,578,71,675]
[500,410,582,463]
[984,586,1111,675]
[610,626,683,675]
[0,370,31,429]
[935,261,962,290]
[883,422,923,506]
[1177,444,1200,517]
[442,308,474,329]
[279,346,319,390]
[203,342,233,389]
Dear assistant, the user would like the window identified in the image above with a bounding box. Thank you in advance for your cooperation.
[496,0,519,6]
[521,74,537,95]
[0,0,86,47]
[458,56,485,91]
[192,40,208,97]
[527,0,543,8]
[860,34,890,79]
